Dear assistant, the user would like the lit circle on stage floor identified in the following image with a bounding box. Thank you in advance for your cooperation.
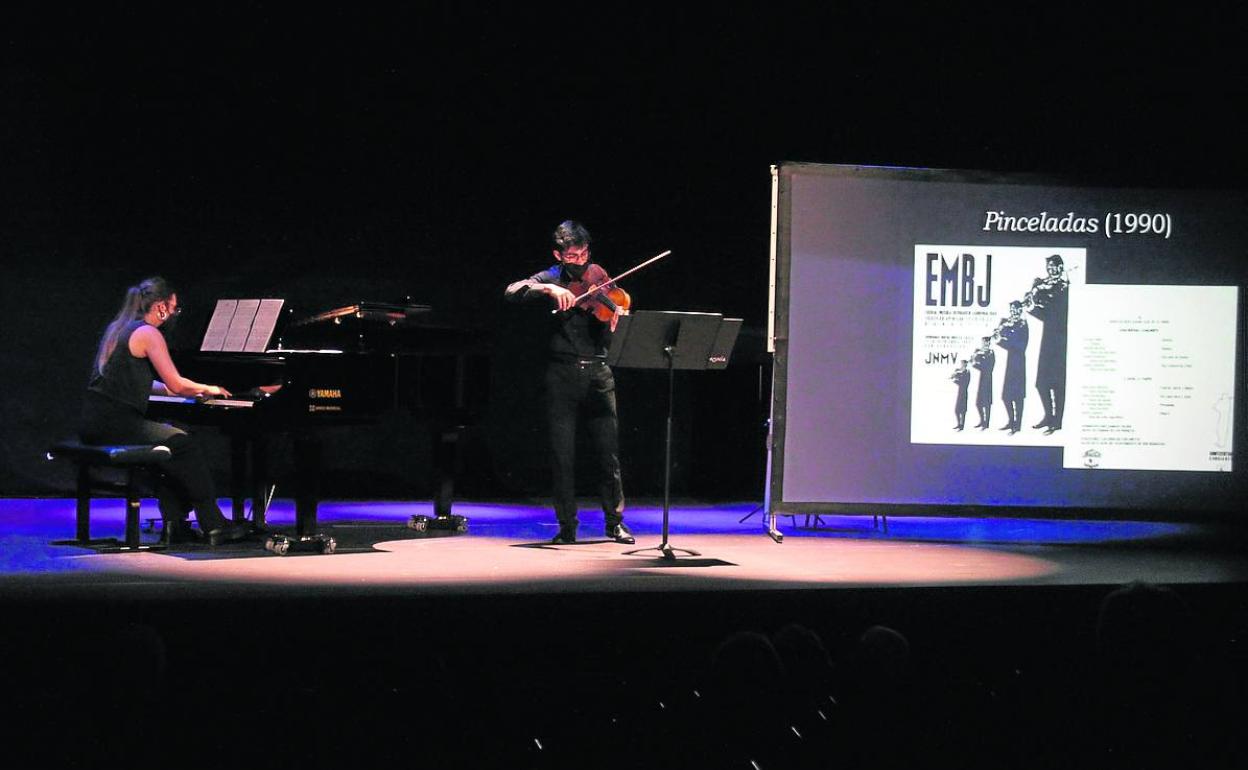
[73,534,1060,592]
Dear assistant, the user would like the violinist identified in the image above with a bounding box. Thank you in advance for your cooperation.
[504,220,634,545]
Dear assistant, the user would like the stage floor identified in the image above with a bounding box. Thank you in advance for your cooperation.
[4,498,1247,599]
[7,498,1248,770]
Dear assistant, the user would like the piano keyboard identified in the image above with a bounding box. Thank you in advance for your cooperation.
[149,394,258,409]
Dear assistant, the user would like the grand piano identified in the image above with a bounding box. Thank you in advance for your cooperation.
[147,300,487,537]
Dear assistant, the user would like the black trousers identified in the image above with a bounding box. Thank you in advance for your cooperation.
[1004,398,1024,430]
[79,391,228,528]
[1035,382,1066,428]
[544,360,625,532]
[976,403,992,427]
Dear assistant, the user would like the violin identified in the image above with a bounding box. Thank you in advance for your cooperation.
[565,263,631,324]
[553,249,672,324]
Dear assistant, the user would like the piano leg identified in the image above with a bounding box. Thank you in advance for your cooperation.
[250,434,268,529]
[410,422,469,534]
[230,435,248,523]
[433,425,461,519]
[294,433,322,537]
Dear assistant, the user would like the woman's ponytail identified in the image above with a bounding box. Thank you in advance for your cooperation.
[94,278,174,376]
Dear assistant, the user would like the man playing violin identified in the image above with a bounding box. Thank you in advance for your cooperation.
[504,220,634,545]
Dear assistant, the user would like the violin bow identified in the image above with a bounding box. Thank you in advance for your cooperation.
[554,249,672,312]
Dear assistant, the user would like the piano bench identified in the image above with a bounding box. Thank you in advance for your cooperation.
[47,441,173,552]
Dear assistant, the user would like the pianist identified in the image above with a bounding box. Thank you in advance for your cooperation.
[79,277,250,546]
[504,220,635,546]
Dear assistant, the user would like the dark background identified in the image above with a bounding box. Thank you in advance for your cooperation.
[3,4,1246,504]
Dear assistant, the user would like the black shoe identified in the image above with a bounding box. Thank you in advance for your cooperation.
[1032,418,1050,429]
[161,519,202,545]
[206,521,250,546]
[1043,426,1060,435]
[551,528,577,545]
[605,523,635,545]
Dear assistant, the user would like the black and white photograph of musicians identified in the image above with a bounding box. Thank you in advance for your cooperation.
[971,336,995,430]
[951,358,970,431]
[996,301,1029,435]
[1025,254,1070,435]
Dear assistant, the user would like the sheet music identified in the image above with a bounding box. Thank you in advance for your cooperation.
[243,299,285,352]
[201,298,286,352]
[200,300,238,352]
[222,299,260,351]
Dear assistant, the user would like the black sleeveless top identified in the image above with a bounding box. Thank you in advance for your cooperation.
[88,320,156,414]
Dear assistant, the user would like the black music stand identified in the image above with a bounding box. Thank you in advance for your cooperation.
[609,311,741,560]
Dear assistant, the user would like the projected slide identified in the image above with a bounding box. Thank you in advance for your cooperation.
[911,245,1086,448]
[910,247,1236,472]
[771,163,1245,513]
[1064,285,1237,472]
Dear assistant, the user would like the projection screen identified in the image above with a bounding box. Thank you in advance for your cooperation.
[767,162,1245,526]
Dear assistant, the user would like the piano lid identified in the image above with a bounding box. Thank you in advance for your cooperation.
[288,301,433,329]
[276,300,482,355]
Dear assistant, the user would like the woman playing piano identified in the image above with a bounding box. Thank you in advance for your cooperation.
[79,277,250,545]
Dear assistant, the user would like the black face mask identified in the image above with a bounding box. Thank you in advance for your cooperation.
[562,261,589,281]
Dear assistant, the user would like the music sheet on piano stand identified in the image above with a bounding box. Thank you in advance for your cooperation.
[201,298,285,352]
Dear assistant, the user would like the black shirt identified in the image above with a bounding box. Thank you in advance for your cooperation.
[504,264,612,361]
[88,320,156,414]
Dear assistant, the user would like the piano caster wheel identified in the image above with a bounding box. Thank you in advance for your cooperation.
[409,514,467,533]
[266,533,331,556]
[265,536,291,556]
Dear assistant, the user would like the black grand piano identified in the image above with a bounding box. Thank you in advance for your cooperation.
[148,300,488,538]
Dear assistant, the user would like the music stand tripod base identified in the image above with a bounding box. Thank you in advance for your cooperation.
[624,542,701,561]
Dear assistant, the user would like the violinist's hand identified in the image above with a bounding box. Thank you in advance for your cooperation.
[609,305,628,333]
[542,284,577,311]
